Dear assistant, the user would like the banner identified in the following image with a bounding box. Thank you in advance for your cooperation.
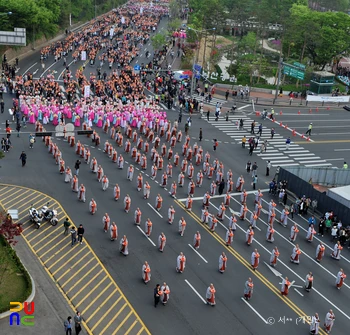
[81,51,87,61]
[84,85,90,98]
[306,95,349,103]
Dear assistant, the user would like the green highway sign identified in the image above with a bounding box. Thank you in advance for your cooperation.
[293,62,306,70]
[283,65,305,80]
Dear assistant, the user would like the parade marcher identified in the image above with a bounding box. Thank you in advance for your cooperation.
[155,194,163,211]
[202,191,210,208]
[143,181,151,199]
[236,175,244,192]
[331,241,343,260]
[113,184,120,201]
[251,249,260,270]
[206,284,216,306]
[266,224,275,243]
[178,171,185,187]
[142,261,151,284]
[201,208,210,224]
[281,277,291,296]
[161,172,168,188]
[243,278,254,301]
[229,214,237,231]
[119,235,129,256]
[145,218,153,237]
[137,173,143,192]
[160,282,170,305]
[168,205,175,224]
[97,165,104,182]
[240,203,248,220]
[306,224,316,242]
[280,207,289,227]
[71,175,79,192]
[219,252,227,273]
[270,246,280,267]
[209,215,218,232]
[127,165,134,181]
[188,179,195,197]
[305,272,313,292]
[65,167,72,183]
[117,154,124,169]
[89,198,97,215]
[110,222,118,241]
[224,192,231,207]
[176,252,186,273]
[241,189,248,204]
[134,208,142,225]
[102,175,109,191]
[250,211,258,229]
[246,226,254,246]
[170,181,177,198]
[324,310,335,334]
[178,217,186,237]
[290,244,301,264]
[124,194,131,213]
[310,313,320,335]
[90,157,97,173]
[225,228,234,247]
[103,213,110,233]
[158,232,166,252]
[335,268,346,289]
[193,231,201,250]
[78,184,86,202]
[289,223,299,242]
[217,203,226,221]
[316,242,325,262]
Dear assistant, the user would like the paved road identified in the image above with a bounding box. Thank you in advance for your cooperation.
[0,8,349,335]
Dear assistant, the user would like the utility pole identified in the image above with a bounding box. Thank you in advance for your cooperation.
[274,57,283,101]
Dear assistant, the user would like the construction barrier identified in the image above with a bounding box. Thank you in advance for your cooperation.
[298,110,301,115]
[292,129,296,136]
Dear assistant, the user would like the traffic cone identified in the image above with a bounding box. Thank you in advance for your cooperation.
[279,110,283,115]
[327,106,330,110]
[298,110,301,115]
[292,129,296,136]
[307,136,310,141]
[301,134,305,139]
[316,107,319,112]
[279,122,283,127]
[309,108,312,113]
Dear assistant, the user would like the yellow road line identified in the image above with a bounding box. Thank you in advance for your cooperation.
[27,221,63,242]
[61,258,95,288]
[2,190,35,208]
[75,276,109,307]
[31,226,64,248]
[15,194,48,211]
[51,248,89,275]
[66,266,102,295]
[136,328,145,335]
[175,200,327,335]
[83,284,116,316]
[1,188,27,203]
[111,310,133,335]
[47,245,86,268]
[43,241,78,264]
[22,223,36,232]
[0,184,152,335]
[90,296,124,332]
[35,233,66,253]
[40,241,71,258]
[81,282,114,313]
[0,186,12,197]
[54,251,91,278]
[124,320,138,335]
[100,301,127,335]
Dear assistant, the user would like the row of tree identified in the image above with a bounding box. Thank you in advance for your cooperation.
[0,0,126,43]
[188,0,350,70]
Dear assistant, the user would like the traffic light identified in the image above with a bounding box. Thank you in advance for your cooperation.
[35,132,52,137]
[77,130,93,135]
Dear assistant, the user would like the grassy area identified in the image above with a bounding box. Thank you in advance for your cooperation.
[0,236,31,313]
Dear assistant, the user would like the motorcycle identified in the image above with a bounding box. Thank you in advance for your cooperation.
[29,205,43,229]
[41,202,58,226]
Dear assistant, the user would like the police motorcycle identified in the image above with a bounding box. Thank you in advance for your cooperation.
[41,202,58,226]
[29,205,43,229]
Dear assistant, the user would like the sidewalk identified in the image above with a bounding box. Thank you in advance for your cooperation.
[0,235,83,335]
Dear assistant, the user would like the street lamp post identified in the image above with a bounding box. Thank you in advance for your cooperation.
[187,27,215,98]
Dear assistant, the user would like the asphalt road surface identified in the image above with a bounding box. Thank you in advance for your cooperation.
[0,14,349,335]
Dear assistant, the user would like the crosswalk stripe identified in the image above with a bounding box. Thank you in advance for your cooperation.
[296,156,321,160]
[305,163,332,167]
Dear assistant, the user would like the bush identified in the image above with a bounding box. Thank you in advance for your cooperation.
[215,64,222,75]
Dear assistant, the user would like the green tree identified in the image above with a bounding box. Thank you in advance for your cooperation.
[151,32,167,52]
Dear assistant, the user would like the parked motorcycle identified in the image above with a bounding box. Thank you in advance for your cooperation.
[29,205,43,229]
[41,202,58,226]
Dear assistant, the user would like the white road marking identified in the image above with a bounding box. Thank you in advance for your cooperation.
[294,289,304,297]
[23,62,37,74]
[325,158,344,161]
[32,69,39,75]
[240,298,268,324]
[40,61,57,77]
[188,244,208,263]
[147,203,163,218]
[237,104,250,110]
[184,280,207,304]
[177,189,269,202]
[335,149,350,151]
[136,226,156,246]
[58,60,75,80]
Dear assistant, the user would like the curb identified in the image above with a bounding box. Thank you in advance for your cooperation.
[0,247,36,320]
